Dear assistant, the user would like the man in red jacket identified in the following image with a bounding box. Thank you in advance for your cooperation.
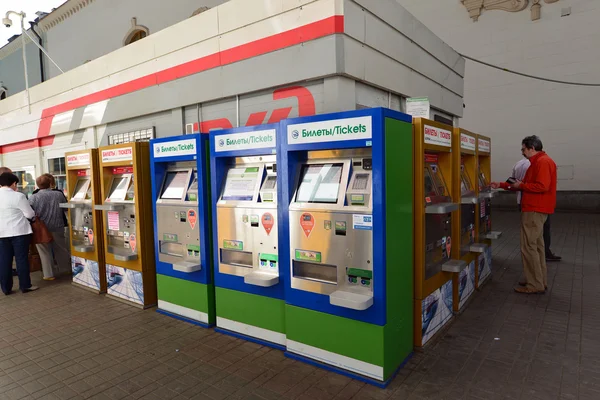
[491,135,557,294]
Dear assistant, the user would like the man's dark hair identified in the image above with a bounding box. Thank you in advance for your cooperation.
[0,172,19,187]
[522,135,543,151]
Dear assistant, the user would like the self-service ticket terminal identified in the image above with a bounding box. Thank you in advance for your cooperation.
[475,134,501,288]
[96,143,156,308]
[151,134,214,326]
[280,109,414,386]
[413,118,465,347]
[210,125,285,347]
[61,149,106,293]
[451,129,482,313]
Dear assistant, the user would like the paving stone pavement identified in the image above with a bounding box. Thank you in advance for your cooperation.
[0,211,597,400]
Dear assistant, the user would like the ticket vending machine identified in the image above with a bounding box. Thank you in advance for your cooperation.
[475,134,501,288]
[150,134,214,326]
[280,109,414,386]
[210,125,286,347]
[96,143,157,308]
[451,129,483,313]
[413,118,465,347]
[61,149,106,293]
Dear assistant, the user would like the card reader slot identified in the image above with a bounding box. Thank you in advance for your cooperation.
[220,249,253,268]
[292,260,337,285]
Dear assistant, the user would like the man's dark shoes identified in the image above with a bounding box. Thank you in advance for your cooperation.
[546,253,562,262]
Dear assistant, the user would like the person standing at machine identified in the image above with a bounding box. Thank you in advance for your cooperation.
[512,157,561,262]
[0,172,39,294]
[29,174,71,281]
[0,167,18,277]
[491,135,557,294]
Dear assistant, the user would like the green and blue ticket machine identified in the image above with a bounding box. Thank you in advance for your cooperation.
[150,134,215,326]
[278,108,415,385]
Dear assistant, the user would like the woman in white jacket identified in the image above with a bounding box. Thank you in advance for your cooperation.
[0,173,39,294]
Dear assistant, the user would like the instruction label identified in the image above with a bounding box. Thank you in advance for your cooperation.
[478,138,491,153]
[107,211,120,231]
[215,129,276,152]
[353,214,373,231]
[102,147,133,163]
[153,138,196,158]
[288,116,372,145]
[66,153,90,167]
[424,125,452,148]
[460,133,476,151]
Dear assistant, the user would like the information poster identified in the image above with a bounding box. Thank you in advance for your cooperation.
[107,211,120,231]
[422,280,453,345]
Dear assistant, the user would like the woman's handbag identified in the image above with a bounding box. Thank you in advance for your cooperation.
[31,217,53,244]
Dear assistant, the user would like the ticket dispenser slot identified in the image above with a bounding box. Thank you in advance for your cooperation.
[216,156,279,287]
[289,151,374,311]
[96,170,138,262]
[62,175,95,253]
[423,159,465,276]
[156,162,201,273]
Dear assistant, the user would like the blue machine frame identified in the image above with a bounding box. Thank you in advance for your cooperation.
[150,134,212,286]
[209,124,286,300]
[279,108,413,326]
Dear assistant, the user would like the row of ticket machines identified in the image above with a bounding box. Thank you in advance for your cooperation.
[61,109,500,386]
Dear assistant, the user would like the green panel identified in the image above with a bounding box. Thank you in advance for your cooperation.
[285,305,384,367]
[157,274,215,324]
[203,145,216,323]
[383,118,414,378]
[259,253,278,262]
[216,287,285,333]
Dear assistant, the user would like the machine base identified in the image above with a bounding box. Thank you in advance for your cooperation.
[284,348,412,388]
[158,300,211,326]
[215,287,286,346]
[215,325,285,351]
[72,256,103,293]
[156,308,212,328]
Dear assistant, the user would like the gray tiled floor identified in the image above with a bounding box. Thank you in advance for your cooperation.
[0,211,597,399]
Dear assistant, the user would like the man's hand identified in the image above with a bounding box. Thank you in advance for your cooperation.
[512,180,522,189]
[490,182,500,189]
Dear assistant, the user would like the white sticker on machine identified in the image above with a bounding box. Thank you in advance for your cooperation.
[353,215,373,230]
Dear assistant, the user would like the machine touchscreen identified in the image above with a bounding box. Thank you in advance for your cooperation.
[460,170,473,196]
[72,178,90,200]
[107,177,128,201]
[424,168,438,197]
[222,167,259,201]
[431,167,448,197]
[160,171,188,200]
[295,163,343,204]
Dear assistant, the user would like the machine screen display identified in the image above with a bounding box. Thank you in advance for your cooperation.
[430,166,448,197]
[262,175,277,190]
[222,167,259,201]
[160,171,189,199]
[296,163,343,203]
[352,173,369,191]
[72,178,89,200]
[461,170,473,195]
[478,172,489,189]
[125,180,135,201]
[107,177,129,201]
[424,168,438,197]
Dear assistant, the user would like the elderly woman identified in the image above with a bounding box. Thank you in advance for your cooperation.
[0,172,39,294]
[29,174,71,281]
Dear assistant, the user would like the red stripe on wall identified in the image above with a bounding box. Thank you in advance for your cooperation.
[25,15,344,152]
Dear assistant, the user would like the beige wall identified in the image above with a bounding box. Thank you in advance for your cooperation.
[396,0,600,190]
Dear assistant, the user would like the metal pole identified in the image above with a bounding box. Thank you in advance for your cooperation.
[19,14,31,113]
[20,28,64,74]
